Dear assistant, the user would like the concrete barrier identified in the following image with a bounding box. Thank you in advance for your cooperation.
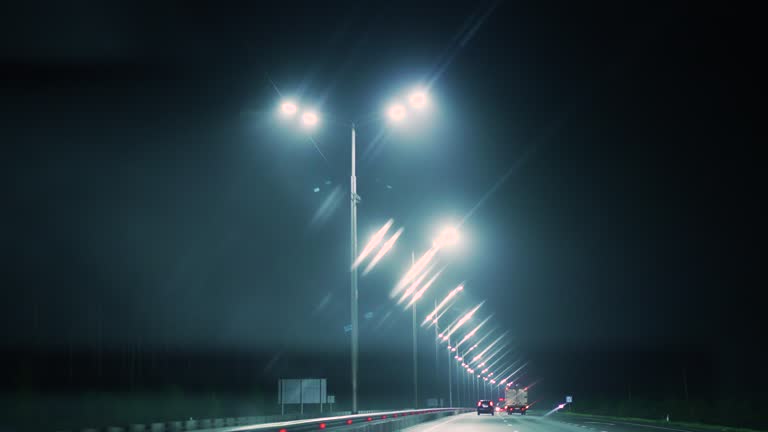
[166,421,182,431]
[68,408,467,432]
[346,409,467,431]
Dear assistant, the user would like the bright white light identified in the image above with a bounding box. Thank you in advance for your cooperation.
[387,104,406,122]
[408,91,428,109]
[423,283,464,326]
[434,226,459,248]
[454,315,492,349]
[471,332,508,364]
[363,227,404,275]
[281,101,298,115]
[353,220,394,270]
[406,268,443,307]
[442,302,484,340]
[399,265,435,304]
[302,111,319,126]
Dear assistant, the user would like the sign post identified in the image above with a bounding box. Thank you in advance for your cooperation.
[278,378,327,415]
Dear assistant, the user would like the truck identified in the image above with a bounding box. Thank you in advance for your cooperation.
[504,386,529,415]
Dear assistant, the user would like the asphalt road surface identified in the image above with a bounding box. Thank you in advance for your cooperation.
[402,412,719,432]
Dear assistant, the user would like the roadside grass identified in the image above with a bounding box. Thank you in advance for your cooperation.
[558,412,766,432]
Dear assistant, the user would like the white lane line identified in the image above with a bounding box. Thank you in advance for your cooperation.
[586,422,615,426]
[404,413,466,432]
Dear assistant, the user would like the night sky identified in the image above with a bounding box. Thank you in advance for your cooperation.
[1,0,763,418]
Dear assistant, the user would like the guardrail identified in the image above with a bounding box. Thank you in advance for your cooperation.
[65,408,470,432]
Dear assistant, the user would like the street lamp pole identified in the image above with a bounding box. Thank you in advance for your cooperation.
[412,251,418,409]
[447,338,453,407]
[434,299,439,404]
[350,124,359,414]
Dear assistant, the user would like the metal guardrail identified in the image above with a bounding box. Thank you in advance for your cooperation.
[206,408,471,432]
[66,408,471,432]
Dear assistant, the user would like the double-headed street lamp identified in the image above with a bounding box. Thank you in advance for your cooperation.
[277,87,431,413]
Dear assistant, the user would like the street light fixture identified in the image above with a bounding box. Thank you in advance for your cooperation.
[281,101,298,116]
[275,86,434,414]
[409,91,428,109]
[301,111,319,126]
[434,226,460,248]
[387,104,406,122]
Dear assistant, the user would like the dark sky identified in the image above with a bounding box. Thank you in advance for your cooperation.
[1,0,762,399]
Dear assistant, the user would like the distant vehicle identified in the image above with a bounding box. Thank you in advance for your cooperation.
[504,386,529,415]
[477,399,495,415]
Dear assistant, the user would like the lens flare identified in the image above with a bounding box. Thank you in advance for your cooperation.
[353,220,394,270]
[363,227,404,275]
[423,284,464,325]
[392,247,438,298]
[471,332,508,363]
[398,264,436,304]
[501,362,528,384]
[406,269,444,308]
[454,315,492,349]
[442,302,484,341]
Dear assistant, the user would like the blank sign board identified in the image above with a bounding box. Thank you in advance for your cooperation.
[278,378,327,404]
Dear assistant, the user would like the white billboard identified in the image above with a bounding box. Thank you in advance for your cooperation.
[278,378,327,404]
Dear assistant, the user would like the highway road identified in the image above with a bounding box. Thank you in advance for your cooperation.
[401,412,719,432]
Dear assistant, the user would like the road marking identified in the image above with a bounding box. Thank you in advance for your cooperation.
[405,413,465,432]
[587,422,615,426]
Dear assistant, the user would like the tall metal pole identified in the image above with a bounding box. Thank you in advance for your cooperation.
[476,376,479,402]
[412,251,418,409]
[350,124,359,414]
[458,356,462,407]
[434,299,439,404]
[456,354,462,406]
[447,338,453,407]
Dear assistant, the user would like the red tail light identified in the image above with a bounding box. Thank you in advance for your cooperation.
[490,401,494,406]
[319,423,326,429]
[477,401,482,407]
[346,419,353,425]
